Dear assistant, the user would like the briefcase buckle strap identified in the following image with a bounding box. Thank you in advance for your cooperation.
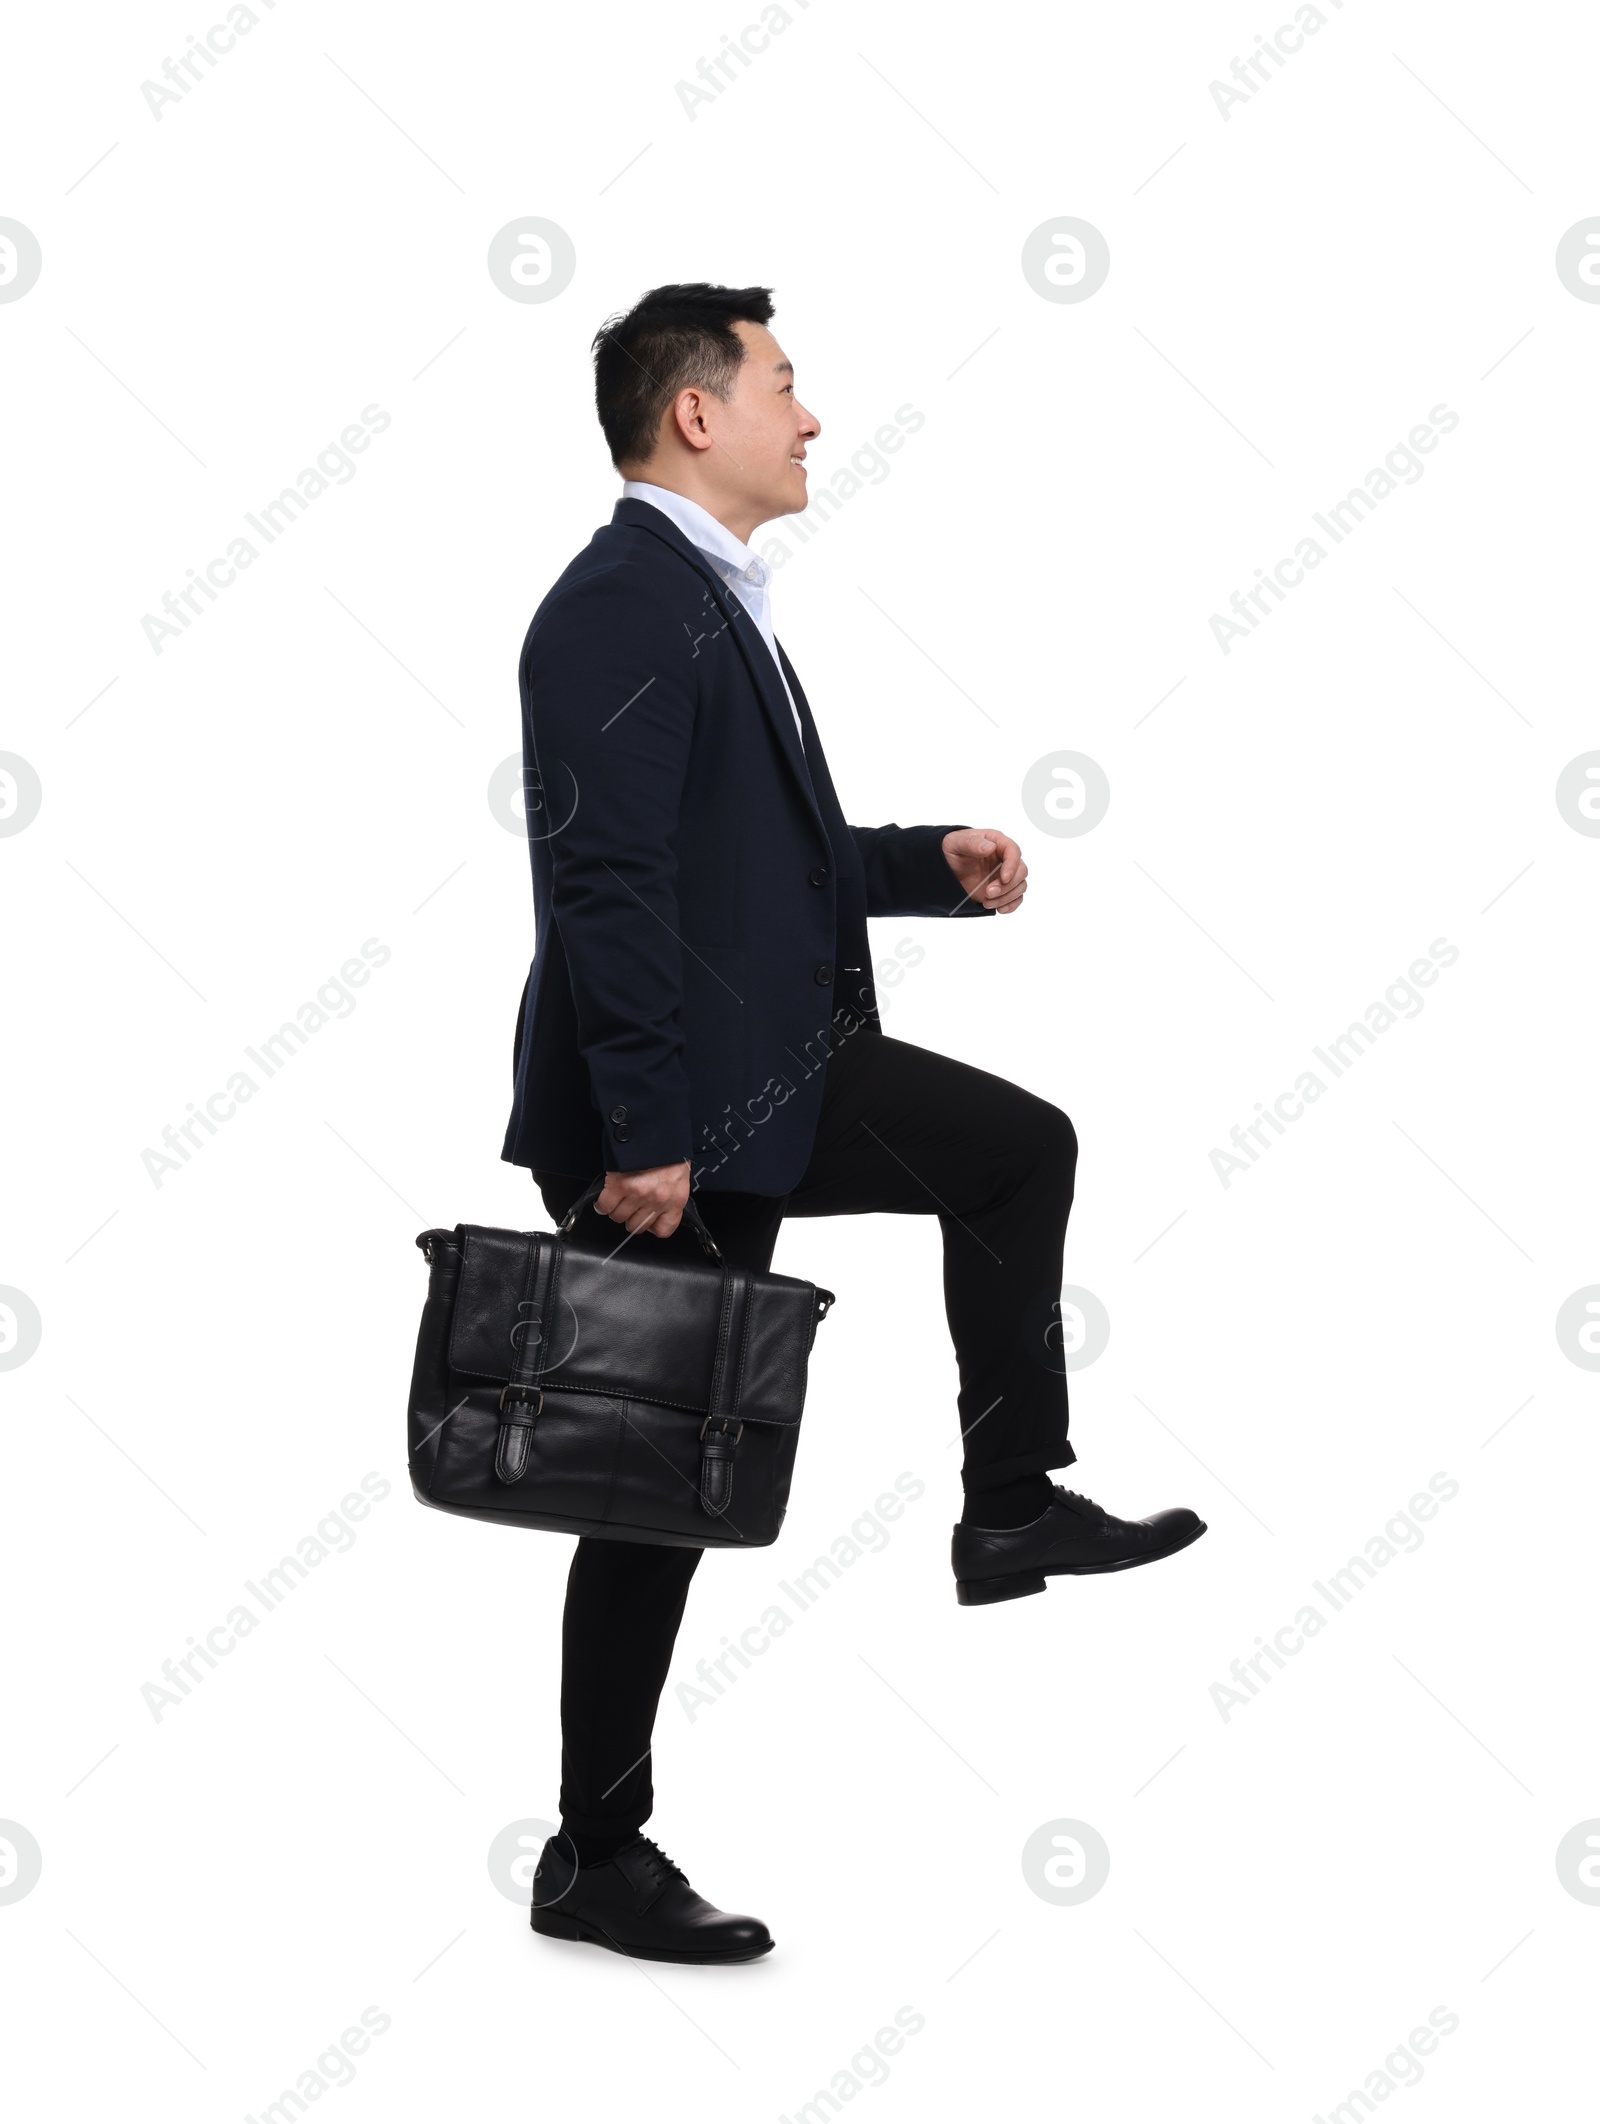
[494,1387,543,1485]
[494,1234,559,1484]
[698,1413,742,1518]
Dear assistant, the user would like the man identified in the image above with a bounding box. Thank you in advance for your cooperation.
[502,284,1205,1964]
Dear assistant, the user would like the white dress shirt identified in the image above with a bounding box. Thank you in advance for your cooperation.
[621,480,804,742]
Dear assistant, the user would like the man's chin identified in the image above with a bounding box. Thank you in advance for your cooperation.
[752,477,811,530]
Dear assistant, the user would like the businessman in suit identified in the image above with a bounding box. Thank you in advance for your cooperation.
[503,284,1204,1963]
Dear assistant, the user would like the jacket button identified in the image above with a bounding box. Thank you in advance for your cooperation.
[814,965,833,986]
[808,866,828,887]
[613,1122,631,1143]
[610,1105,628,1123]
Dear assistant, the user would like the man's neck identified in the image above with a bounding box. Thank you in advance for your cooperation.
[621,471,761,547]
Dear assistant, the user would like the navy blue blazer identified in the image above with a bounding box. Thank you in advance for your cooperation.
[501,497,991,1194]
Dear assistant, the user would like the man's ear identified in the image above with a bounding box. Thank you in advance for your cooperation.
[672,386,716,454]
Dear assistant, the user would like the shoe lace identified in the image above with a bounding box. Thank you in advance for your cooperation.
[635,1838,688,1888]
[1054,1486,1107,1522]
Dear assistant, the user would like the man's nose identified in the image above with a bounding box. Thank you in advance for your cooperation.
[797,401,821,440]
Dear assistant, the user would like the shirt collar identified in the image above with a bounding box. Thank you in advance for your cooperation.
[621,480,770,592]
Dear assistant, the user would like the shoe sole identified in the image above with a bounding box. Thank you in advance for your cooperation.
[955,1519,1209,1606]
[531,1907,774,1963]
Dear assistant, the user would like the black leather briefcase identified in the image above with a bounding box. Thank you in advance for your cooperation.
[407,1177,835,1548]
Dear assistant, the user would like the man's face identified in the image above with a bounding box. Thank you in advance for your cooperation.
[708,321,821,527]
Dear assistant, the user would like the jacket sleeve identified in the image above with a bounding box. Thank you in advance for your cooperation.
[524,570,698,1172]
[847,822,996,919]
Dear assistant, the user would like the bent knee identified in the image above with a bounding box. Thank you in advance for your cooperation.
[1032,1100,1078,1175]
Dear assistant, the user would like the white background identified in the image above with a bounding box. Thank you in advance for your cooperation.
[4,1,1598,2118]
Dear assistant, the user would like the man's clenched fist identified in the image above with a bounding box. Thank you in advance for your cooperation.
[594,1160,693,1239]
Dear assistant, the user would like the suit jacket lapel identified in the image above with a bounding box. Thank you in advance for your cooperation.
[774,645,843,819]
[614,498,823,830]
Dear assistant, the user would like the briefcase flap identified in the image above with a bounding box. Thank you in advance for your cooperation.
[445,1225,821,1425]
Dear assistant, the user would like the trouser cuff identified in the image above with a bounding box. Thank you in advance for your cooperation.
[961,1443,1075,1492]
[558,1801,652,1843]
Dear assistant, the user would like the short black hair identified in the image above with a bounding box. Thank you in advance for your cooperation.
[592,282,775,468]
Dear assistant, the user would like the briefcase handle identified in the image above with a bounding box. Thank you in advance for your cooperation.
[558,1170,725,1265]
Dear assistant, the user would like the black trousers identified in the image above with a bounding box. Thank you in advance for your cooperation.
[533,1022,1078,1844]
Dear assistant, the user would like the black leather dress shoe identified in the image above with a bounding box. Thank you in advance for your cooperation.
[530,1835,774,1963]
[951,1485,1207,1605]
